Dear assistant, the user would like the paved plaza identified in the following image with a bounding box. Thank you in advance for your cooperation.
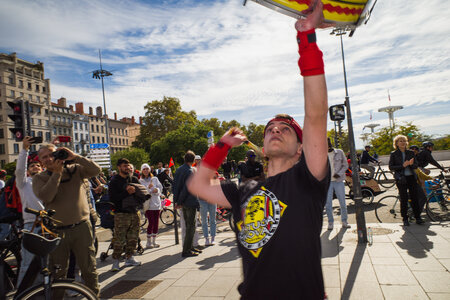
[95,220,450,299]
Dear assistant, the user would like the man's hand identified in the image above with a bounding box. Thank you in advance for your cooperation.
[220,127,247,148]
[58,147,78,161]
[295,0,330,32]
[126,185,136,194]
[22,136,32,151]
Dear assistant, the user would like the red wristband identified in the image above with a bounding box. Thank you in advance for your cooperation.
[202,141,231,170]
[297,29,324,76]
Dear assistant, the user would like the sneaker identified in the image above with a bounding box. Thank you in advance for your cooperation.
[403,220,410,226]
[153,242,160,248]
[210,237,215,245]
[342,222,351,229]
[327,223,333,230]
[195,245,206,250]
[124,256,142,267]
[182,251,199,258]
[416,218,425,225]
[192,247,203,253]
[146,242,154,249]
[110,259,120,272]
[205,237,211,246]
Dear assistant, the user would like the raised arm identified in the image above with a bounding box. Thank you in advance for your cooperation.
[187,128,247,208]
[296,0,329,181]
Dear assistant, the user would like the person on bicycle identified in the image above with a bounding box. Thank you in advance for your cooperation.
[325,138,351,230]
[360,145,378,179]
[188,2,329,297]
[389,135,424,226]
[139,163,163,249]
[417,141,448,175]
[15,136,45,286]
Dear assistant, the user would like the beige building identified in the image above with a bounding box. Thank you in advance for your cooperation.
[109,113,129,154]
[0,53,52,167]
[121,116,141,146]
[87,106,107,146]
[50,97,73,149]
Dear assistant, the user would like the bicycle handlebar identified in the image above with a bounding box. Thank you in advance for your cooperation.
[24,207,56,217]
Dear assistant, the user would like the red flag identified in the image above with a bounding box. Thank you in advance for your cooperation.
[168,157,174,168]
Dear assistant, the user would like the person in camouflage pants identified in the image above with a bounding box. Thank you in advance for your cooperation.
[112,212,140,257]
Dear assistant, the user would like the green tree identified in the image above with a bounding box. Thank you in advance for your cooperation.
[149,123,211,166]
[134,96,197,152]
[432,135,450,150]
[369,122,432,155]
[245,122,265,147]
[110,148,149,171]
[327,129,349,153]
[200,118,225,138]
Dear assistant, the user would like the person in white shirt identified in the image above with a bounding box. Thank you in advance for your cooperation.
[15,136,45,286]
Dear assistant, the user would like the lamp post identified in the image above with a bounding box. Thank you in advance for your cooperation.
[331,28,367,243]
[92,49,113,170]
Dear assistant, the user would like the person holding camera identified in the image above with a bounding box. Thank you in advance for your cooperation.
[108,158,142,271]
[32,144,101,296]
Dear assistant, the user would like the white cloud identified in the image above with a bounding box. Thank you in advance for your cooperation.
[1,0,449,149]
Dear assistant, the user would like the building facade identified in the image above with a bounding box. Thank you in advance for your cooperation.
[0,52,52,167]
[109,114,129,154]
[50,97,73,148]
[88,106,107,146]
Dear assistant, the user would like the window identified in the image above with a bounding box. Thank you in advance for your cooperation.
[31,131,36,137]
[119,139,121,145]
[58,128,62,134]
[13,144,19,153]
[57,116,61,122]
[37,96,40,102]
[8,77,14,84]
[91,124,94,131]
[29,106,34,113]
[114,128,117,134]
[10,90,15,97]
[38,119,41,125]
[31,118,34,125]
[115,138,117,144]
[43,87,46,93]
[126,139,128,145]
[20,92,24,97]
[96,125,99,132]
[38,131,43,137]
[79,133,83,141]
[75,145,79,153]
[110,138,113,144]
[63,128,67,134]
[19,80,23,88]
[0,129,3,139]
[97,136,100,143]
[85,124,88,130]
[102,137,105,143]
[46,120,49,126]
[35,84,39,92]
[45,109,48,115]
[101,126,104,133]
[63,117,66,123]
[0,144,5,155]
[46,132,51,141]
[53,128,57,134]
[74,122,78,129]
[28,82,32,89]
[92,136,95,143]
[28,94,32,100]
[75,133,78,140]
[36,107,41,115]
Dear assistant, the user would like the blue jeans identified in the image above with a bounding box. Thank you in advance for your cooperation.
[325,181,348,224]
[18,223,42,287]
[199,200,216,238]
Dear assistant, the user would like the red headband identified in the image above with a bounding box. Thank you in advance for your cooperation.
[264,117,303,143]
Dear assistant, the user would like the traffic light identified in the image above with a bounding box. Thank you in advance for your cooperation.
[7,100,25,141]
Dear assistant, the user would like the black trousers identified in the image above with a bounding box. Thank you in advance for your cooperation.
[182,207,197,254]
[396,175,421,220]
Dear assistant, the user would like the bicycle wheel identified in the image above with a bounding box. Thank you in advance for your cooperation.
[426,189,450,222]
[377,170,396,188]
[375,195,401,223]
[228,212,236,233]
[2,244,21,293]
[15,280,97,299]
[160,208,175,225]
[361,188,375,205]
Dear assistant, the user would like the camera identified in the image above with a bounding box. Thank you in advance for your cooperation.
[29,136,43,144]
[52,149,69,160]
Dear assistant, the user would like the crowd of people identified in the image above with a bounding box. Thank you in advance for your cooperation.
[0,2,447,299]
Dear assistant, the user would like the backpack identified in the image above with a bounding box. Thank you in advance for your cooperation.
[2,176,22,214]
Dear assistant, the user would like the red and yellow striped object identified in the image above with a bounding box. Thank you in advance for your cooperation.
[250,0,372,27]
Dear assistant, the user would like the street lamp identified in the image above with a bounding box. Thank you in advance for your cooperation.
[331,28,367,243]
[92,49,113,170]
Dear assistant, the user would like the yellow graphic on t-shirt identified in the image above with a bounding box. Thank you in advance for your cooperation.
[237,186,287,258]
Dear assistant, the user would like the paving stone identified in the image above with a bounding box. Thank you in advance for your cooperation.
[193,275,238,297]
[341,281,383,300]
[427,292,450,299]
[172,270,215,287]
[367,243,401,258]
[340,263,378,283]
[373,265,419,285]
[381,285,428,299]
[401,253,446,271]
[413,271,450,293]
[323,265,340,288]
[150,286,198,300]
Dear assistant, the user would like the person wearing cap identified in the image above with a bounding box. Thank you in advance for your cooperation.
[360,145,378,179]
[188,2,329,298]
[140,163,163,248]
[240,150,264,183]
[417,142,448,174]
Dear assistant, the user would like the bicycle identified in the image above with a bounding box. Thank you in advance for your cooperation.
[374,194,415,223]
[425,172,449,222]
[0,214,22,298]
[159,197,179,226]
[13,208,97,300]
[360,161,396,189]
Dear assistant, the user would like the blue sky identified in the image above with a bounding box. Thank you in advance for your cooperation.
[1,0,449,148]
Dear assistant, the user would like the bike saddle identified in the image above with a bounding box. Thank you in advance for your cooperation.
[22,230,61,257]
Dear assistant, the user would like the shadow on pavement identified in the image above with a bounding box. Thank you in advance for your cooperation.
[196,246,240,270]
[341,243,367,300]
[395,223,435,258]
[321,227,347,258]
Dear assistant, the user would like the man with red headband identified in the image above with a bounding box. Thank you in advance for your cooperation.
[188,1,329,298]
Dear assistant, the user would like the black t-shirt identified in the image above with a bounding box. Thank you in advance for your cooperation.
[221,153,330,299]
[241,161,263,179]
